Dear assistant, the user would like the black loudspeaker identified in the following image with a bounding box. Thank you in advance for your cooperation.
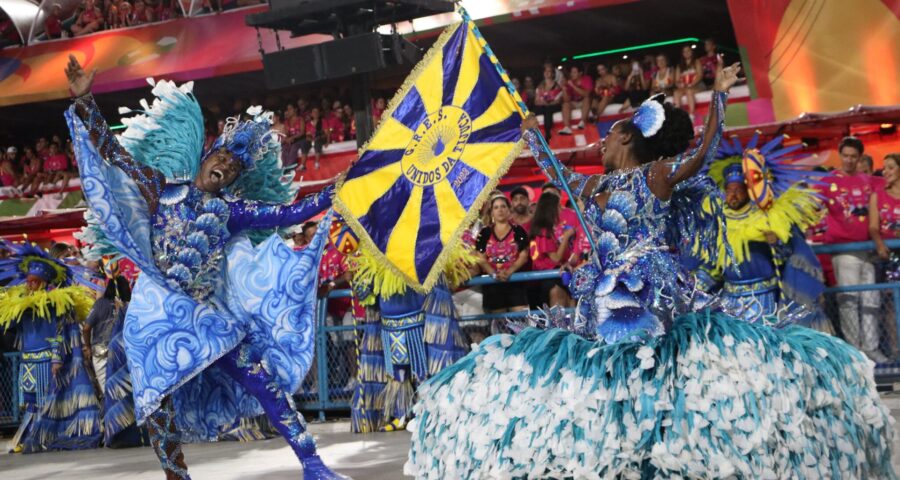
[262,32,419,89]
[262,44,323,88]
[320,33,388,78]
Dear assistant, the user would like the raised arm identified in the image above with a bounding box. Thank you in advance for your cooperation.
[228,184,334,233]
[521,116,601,199]
[657,62,741,189]
[66,55,166,212]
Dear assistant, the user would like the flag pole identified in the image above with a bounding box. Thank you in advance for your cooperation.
[458,6,600,258]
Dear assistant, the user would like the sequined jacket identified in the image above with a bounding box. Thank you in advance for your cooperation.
[73,94,333,301]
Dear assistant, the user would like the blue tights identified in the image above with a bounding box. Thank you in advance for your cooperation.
[147,342,346,480]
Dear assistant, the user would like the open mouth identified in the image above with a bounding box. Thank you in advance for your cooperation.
[210,169,224,182]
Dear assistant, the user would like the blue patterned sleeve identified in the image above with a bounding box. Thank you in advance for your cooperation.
[523,130,596,198]
[72,94,166,212]
[667,90,727,182]
[227,184,334,233]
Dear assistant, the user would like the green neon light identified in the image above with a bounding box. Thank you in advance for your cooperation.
[567,37,700,61]
[110,124,126,131]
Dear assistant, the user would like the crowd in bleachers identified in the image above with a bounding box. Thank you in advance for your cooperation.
[511,39,723,140]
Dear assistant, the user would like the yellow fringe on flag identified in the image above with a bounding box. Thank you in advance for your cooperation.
[352,243,478,300]
[0,285,95,330]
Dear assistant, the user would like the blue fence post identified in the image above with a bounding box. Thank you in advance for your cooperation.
[316,298,329,422]
[894,286,900,358]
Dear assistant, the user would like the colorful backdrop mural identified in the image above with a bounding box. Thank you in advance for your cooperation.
[728,0,900,121]
[0,7,329,106]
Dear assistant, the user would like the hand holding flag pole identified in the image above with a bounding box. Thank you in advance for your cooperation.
[458,6,600,260]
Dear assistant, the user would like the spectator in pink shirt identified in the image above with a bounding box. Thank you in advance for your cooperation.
[559,65,593,136]
[819,137,885,362]
[529,192,575,307]
[45,143,72,194]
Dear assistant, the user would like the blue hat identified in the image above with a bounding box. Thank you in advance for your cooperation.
[723,163,744,185]
[25,259,58,283]
[206,107,275,171]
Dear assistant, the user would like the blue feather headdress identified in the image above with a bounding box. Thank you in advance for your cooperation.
[116,79,295,205]
[0,241,101,290]
[631,94,666,137]
[709,132,824,193]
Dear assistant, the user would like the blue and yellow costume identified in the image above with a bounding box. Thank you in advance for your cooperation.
[695,135,829,329]
[407,93,896,478]
[347,241,472,433]
[0,242,100,454]
[66,79,345,479]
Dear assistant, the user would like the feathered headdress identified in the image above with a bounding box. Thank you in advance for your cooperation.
[116,78,295,205]
[631,94,666,137]
[0,240,100,290]
[708,132,823,209]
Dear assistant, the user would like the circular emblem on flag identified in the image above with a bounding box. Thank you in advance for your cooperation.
[401,106,472,187]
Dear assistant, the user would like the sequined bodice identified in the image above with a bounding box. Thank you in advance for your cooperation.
[587,164,670,256]
[151,184,231,301]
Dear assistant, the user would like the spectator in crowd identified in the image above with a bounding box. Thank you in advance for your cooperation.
[523,76,536,109]
[870,153,900,267]
[107,1,123,29]
[296,97,309,119]
[1,149,17,188]
[532,65,564,141]
[512,78,529,106]
[341,104,356,141]
[541,182,583,235]
[819,136,886,362]
[35,137,50,160]
[860,154,875,176]
[300,106,328,171]
[324,101,345,143]
[131,0,155,25]
[651,54,675,97]
[618,59,651,113]
[700,38,721,89]
[509,186,532,231]
[372,97,386,126]
[529,192,575,307]
[154,0,178,20]
[270,109,286,141]
[45,4,66,39]
[475,194,530,325]
[301,220,318,245]
[71,0,104,36]
[44,142,72,194]
[559,65,593,135]
[18,147,46,196]
[674,45,703,120]
[282,103,305,170]
[593,63,622,119]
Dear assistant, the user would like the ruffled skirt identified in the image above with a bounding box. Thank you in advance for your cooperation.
[406,311,896,479]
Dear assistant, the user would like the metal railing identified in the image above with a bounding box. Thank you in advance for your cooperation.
[1,241,898,426]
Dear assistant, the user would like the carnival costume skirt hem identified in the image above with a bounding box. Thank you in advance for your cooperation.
[405,310,896,480]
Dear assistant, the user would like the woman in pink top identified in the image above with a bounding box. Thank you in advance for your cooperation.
[870,154,900,263]
[533,65,564,141]
[44,143,72,194]
[529,192,575,307]
[71,0,104,36]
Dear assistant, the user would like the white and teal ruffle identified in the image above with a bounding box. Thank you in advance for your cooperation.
[406,311,896,479]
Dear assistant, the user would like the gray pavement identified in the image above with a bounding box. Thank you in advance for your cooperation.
[4,394,900,479]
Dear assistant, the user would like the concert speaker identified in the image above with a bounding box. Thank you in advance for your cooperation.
[262,32,420,89]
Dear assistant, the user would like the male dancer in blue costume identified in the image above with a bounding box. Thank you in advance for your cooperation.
[0,242,100,454]
[64,56,348,479]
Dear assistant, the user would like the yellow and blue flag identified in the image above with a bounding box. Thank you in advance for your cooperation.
[335,17,525,291]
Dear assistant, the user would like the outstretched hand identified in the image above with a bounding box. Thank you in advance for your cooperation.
[65,54,95,98]
[714,60,742,93]
[521,113,539,133]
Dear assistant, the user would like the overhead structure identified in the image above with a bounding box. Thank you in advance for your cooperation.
[0,0,40,45]
[246,0,455,146]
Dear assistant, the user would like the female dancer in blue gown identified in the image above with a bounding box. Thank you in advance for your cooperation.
[64,56,347,479]
[406,64,896,478]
